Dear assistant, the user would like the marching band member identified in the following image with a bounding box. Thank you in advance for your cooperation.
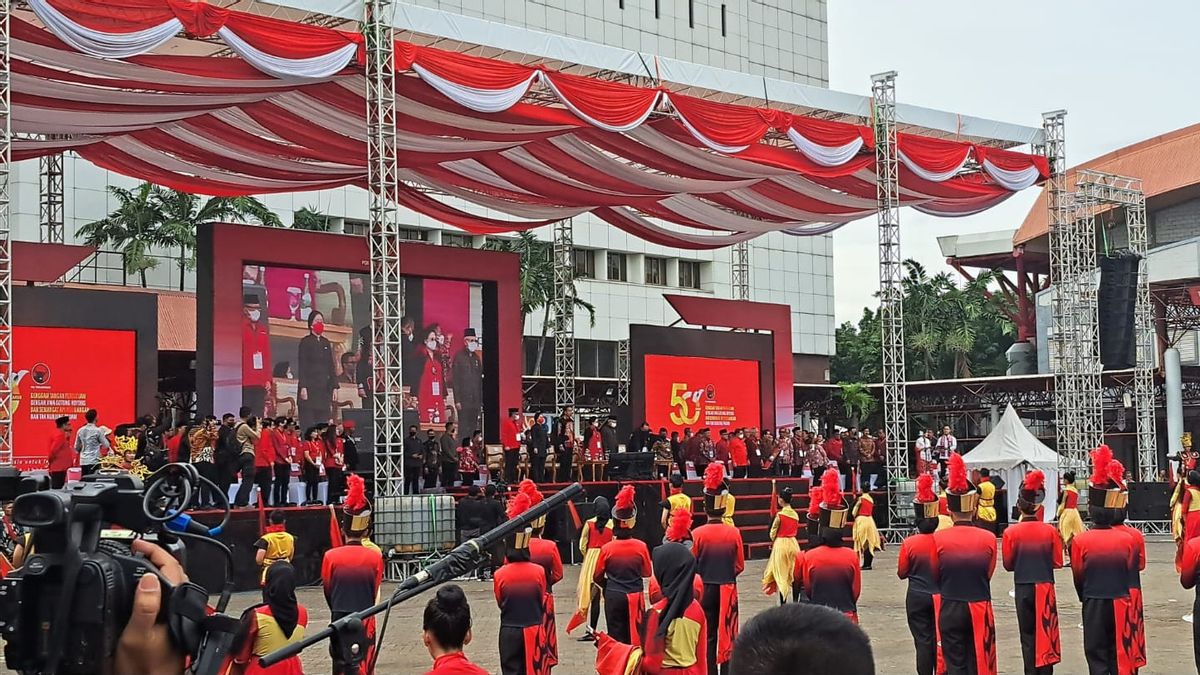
[804,485,822,550]
[594,485,652,647]
[321,475,383,675]
[976,468,998,534]
[851,479,882,570]
[1181,470,1200,571]
[422,585,488,675]
[898,474,942,675]
[641,541,708,675]
[651,508,704,605]
[1057,471,1085,565]
[521,481,561,671]
[254,509,295,587]
[692,462,744,675]
[934,453,997,675]
[1071,445,1138,675]
[568,496,613,640]
[1179,529,1200,673]
[229,562,308,675]
[660,473,693,528]
[1002,470,1062,674]
[763,486,802,603]
[493,493,549,675]
[1110,460,1147,672]
[937,475,954,532]
[799,469,861,623]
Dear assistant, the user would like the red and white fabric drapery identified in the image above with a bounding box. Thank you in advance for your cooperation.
[14,0,1050,249]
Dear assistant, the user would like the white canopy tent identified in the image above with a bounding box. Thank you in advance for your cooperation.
[962,404,1060,522]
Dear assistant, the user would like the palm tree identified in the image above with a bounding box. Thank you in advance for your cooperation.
[151,186,281,291]
[484,231,595,375]
[77,184,162,288]
[292,206,332,231]
[836,382,877,427]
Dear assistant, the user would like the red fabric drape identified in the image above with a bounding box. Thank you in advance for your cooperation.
[544,71,660,129]
[897,133,973,174]
[668,92,771,148]
[975,145,1050,177]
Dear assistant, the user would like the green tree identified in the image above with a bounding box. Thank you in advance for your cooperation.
[292,206,332,231]
[76,184,162,288]
[835,382,877,427]
[152,186,281,291]
[484,231,595,375]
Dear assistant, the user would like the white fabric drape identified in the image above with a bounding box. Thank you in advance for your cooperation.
[215,27,358,81]
[982,159,1042,191]
[412,63,538,113]
[29,0,181,58]
[786,128,863,167]
[898,149,969,183]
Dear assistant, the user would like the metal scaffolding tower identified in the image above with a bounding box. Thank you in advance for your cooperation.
[39,148,63,244]
[553,219,576,411]
[871,71,908,525]
[1068,176,1104,458]
[732,241,750,300]
[1075,170,1155,478]
[364,0,404,497]
[616,339,630,406]
[0,0,11,466]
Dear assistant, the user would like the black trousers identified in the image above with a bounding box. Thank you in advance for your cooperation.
[440,462,457,489]
[327,467,345,504]
[1082,597,1117,675]
[233,453,257,506]
[503,448,519,483]
[498,625,528,675]
[557,448,574,482]
[1015,583,1054,675]
[253,467,273,505]
[193,460,219,507]
[732,465,748,479]
[48,471,66,489]
[303,463,321,503]
[272,463,291,506]
[403,466,421,494]
[530,450,546,483]
[241,386,267,418]
[906,590,937,675]
[216,456,236,498]
[939,598,978,675]
[862,548,874,569]
[700,584,730,675]
[81,463,99,477]
[603,589,635,644]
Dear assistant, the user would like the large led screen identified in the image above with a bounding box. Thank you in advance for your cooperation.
[643,354,761,434]
[13,327,136,470]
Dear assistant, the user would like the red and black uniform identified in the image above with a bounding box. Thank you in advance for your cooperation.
[935,522,998,675]
[1002,517,1063,674]
[425,652,489,675]
[529,536,564,667]
[321,542,384,675]
[799,544,861,623]
[898,531,941,675]
[1071,525,1137,675]
[594,537,652,646]
[1178,536,1200,674]
[692,521,744,675]
[231,604,309,675]
[494,560,549,675]
[1113,523,1147,671]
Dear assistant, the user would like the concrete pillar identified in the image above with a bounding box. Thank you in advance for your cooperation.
[1167,347,1184,457]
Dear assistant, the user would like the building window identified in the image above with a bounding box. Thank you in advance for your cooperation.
[572,248,596,279]
[399,227,428,242]
[441,232,474,248]
[523,337,554,377]
[577,339,617,378]
[645,256,667,285]
[342,219,368,237]
[679,260,701,289]
[607,252,628,282]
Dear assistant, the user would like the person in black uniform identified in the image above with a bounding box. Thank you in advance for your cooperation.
[297,310,337,429]
[898,473,941,675]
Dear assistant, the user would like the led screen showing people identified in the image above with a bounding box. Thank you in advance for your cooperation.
[240,266,484,433]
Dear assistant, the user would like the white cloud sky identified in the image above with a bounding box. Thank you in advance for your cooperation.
[826,1,1200,324]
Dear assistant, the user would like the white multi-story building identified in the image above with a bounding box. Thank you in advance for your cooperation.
[11,0,835,388]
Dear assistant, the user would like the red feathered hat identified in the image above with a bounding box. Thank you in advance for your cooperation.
[944,453,979,514]
[665,508,693,545]
[1017,469,1046,512]
[342,473,371,534]
[506,492,533,550]
[612,484,637,527]
[913,473,939,520]
[519,479,547,531]
[805,486,821,538]
[818,468,848,530]
[703,463,729,517]
[1088,444,1128,510]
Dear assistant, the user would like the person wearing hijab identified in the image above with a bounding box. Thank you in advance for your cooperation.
[641,542,708,674]
[568,495,614,641]
[229,562,308,675]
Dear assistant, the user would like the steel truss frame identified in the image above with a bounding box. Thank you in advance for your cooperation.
[364,0,405,499]
[616,338,629,406]
[731,241,750,300]
[38,146,62,244]
[1074,170,1155,478]
[553,219,576,412]
[872,71,908,527]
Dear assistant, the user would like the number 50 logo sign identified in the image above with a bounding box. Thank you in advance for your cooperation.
[669,383,704,425]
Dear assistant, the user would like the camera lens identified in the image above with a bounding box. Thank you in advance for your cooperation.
[12,493,65,528]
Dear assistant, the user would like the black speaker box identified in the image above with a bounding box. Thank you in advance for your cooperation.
[1126,481,1170,521]
[1098,253,1140,370]
[607,451,656,480]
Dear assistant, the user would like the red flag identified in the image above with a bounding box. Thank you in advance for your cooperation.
[769,479,778,518]
[256,494,267,535]
[566,499,582,531]
[328,505,344,549]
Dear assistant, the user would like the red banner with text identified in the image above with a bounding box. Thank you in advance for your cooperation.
[643,355,760,434]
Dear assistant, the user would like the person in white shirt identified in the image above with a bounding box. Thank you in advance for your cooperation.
[74,408,111,476]
[934,426,956,472]
[914,429,935,474]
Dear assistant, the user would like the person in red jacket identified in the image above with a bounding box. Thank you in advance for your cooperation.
[1071,445,1137,675]
[493,492,549,675]
[934,453,997,675]
[800,469,861,623]
[253,417,276,506]
[640,541,708,675]
[242,292,272,417]
[422,585,488,675]
[46,416,73,488]
[521,481,562,670]
[500,408,522,484]
[898,474,942,675]
[321,475,384,675]
[594,485,652,647]
[729,428,749,478]
[1002,470,1062,675]
[1180,532,1200,673]
[692,462,744,675]
[271,416,293,507]
[1109,460,1147,673]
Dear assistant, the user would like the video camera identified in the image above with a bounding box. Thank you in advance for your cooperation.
[0,463,240,675]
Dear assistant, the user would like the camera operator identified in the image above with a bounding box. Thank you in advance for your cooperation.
[234,408,262,508]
